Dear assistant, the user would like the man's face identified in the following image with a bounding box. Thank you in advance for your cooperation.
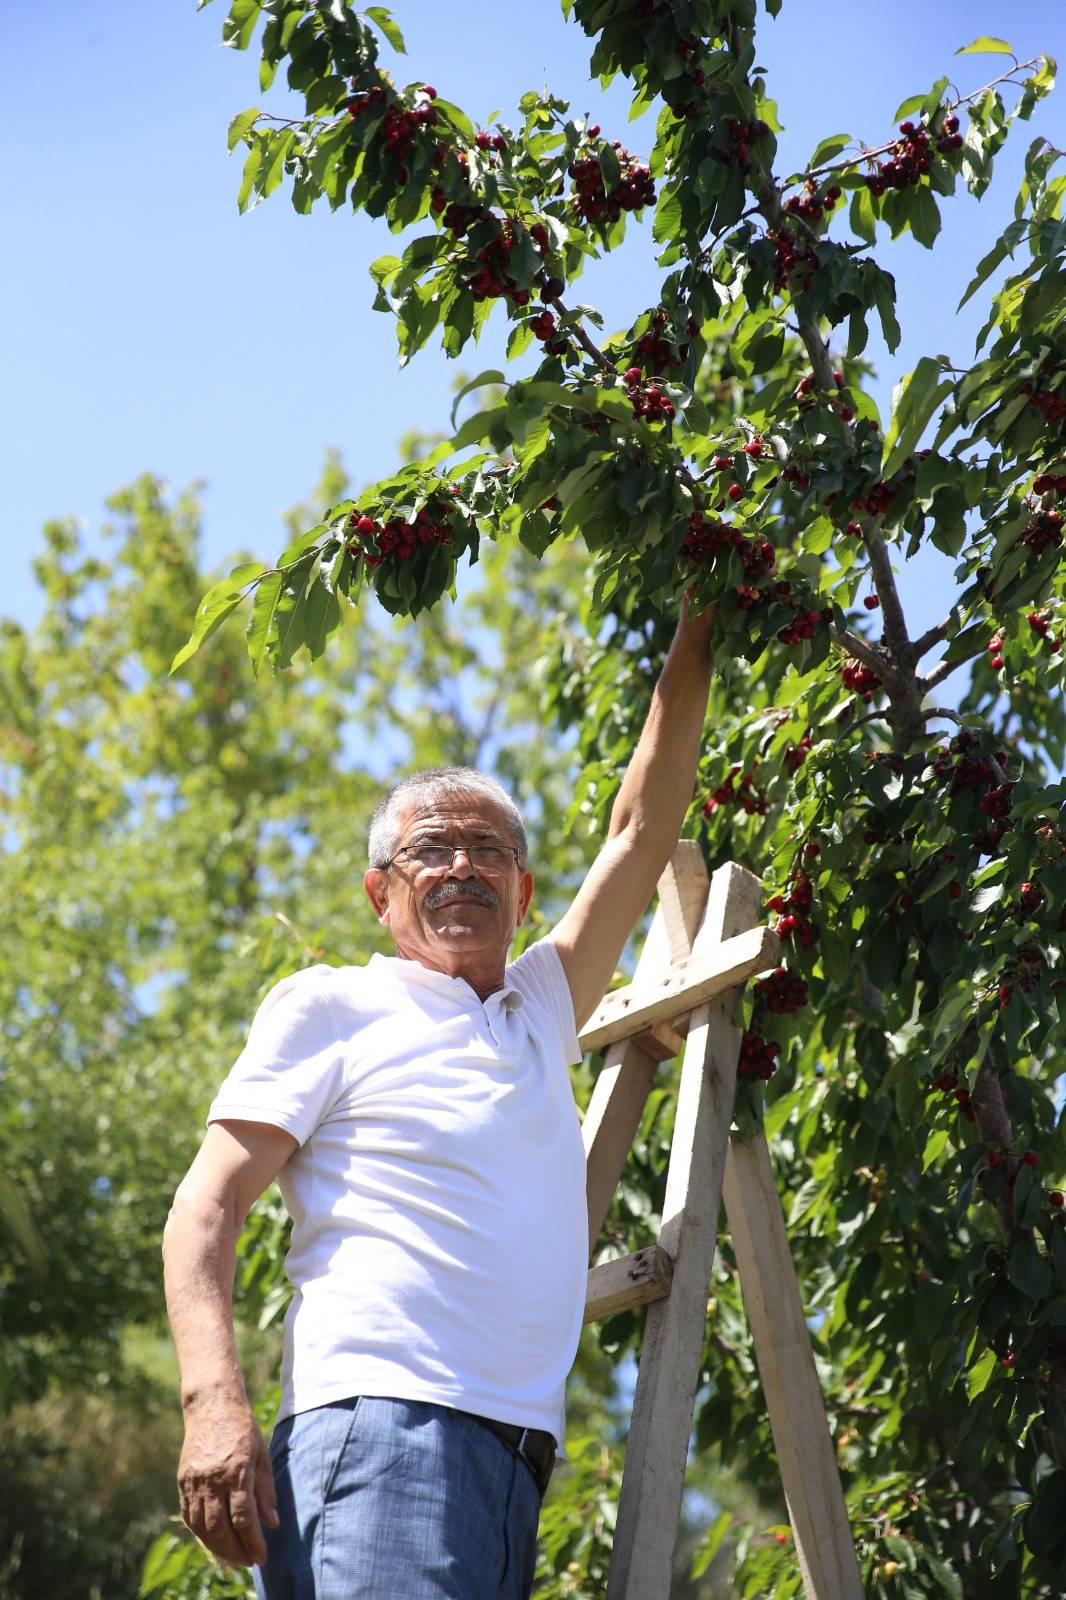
[363,791,534,976]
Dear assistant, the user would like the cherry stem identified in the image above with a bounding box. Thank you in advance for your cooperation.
[546,296,615,374]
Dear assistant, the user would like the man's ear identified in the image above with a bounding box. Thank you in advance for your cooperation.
[363,868,390,923]
[515,870,535,929]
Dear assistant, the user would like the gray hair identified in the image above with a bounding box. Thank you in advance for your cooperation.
[367,767,529,870]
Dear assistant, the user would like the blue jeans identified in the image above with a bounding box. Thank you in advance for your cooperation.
[253,1396,544,1600]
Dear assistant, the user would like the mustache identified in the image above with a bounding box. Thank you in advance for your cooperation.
[424,877,499,911]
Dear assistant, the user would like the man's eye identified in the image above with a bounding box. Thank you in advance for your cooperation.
[417,846,452,864]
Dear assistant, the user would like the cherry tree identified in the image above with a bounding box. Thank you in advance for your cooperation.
[180,1,1065,1591]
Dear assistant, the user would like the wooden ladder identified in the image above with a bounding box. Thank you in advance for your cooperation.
[578,843,863,1600]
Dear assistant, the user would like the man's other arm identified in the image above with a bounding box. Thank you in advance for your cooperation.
[548,601,716,1031]
[163,1118,297,1567]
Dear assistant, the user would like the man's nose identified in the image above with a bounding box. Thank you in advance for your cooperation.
[448,848,477,877]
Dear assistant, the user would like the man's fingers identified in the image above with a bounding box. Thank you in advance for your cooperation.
[202,1490,251,1567]
[229,1485,267,1567]
[254,1448,281,1531]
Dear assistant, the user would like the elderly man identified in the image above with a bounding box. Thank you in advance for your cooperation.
[163,600,716,1599]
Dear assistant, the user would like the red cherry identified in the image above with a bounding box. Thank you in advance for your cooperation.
[863,595,880,610]
[727,483,743,502]
[803,841,820,858]
[949,880,962,900]
[622,366,642,386]
[1052,1191,1065,1206]
[356,514,375,532]
[1022,1151,1039,1166]
[989,655,1004,671]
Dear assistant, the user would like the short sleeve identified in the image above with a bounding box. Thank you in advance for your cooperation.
[507,938,582,1067]
[207,965,348,1147]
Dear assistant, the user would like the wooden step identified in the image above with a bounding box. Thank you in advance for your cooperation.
[578,923,779,1055]
[584,1244,674,1324]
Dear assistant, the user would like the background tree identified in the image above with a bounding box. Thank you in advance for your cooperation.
[171,0,1066,1593]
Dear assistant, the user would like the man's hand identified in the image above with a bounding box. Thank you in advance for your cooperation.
[178,1397,279,1567]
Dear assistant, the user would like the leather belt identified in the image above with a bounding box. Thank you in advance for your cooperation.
[455,1409,556,1497]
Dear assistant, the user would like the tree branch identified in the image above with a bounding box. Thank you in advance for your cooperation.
[780,58,1043,189]
[546,296,615,374]
[910,612,956,661]
[923,637,988,689]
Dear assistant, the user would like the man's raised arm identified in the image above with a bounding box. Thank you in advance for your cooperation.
[548,600,717,1030]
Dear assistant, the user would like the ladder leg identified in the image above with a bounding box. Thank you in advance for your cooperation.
[723,1133,863,1600]
[606,863,758,1600]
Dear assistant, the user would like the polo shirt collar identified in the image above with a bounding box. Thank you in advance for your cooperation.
[368,952,525,1013]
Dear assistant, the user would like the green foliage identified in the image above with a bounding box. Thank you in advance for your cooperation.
[167,1,1066,1593]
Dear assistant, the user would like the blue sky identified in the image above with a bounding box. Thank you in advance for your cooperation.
[5,0,1063,652]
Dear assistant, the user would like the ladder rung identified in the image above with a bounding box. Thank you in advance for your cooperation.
[578,923,778,1056]
[584,1244,674,1325]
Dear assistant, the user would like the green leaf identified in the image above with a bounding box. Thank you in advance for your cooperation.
[909,186,941,248]
[966,1345,997,1398]
[364,6,406,52]
[450,369,506,430]
[873,276,901,352]
[227,107,261,152]
[957,219,1028,310]
[882,357,952,477]
[809,133,851,167]
[893,94,926,123]
[245,569,283,678]
[956,36,1015,56]
[850,185,877,245]
[1008,1237,1053,1301]
[170,563,263,673]
[222,0,262,51]
[302,577,342,661]
[237,136,266,212]
[923,1127,950,1171]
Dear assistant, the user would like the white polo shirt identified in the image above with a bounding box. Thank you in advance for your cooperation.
[207,937,587,1448]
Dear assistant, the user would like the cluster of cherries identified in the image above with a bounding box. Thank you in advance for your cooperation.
[932,731,1015,851]
[1015,879,1046,919]
[767,871,819,948]
[1034,472,1066,495]
[1028,611,1061,653]
[627,308,699,376]
[841,660,881,701]
[785,731,813,773]
[568,144,655,225]
[1023,384,1066,424]
[624,370,676,421]
[755,965,809,1015]
[849,479,897,517]
[713,116,770,164]
[863,119,940,196]
[765,227,818,293]
[346,503,454,566]
[929,1071,975,1122]
[777,599,827,647]
[784,181,841,224]
[997,942,1045,1008]
[703,765,769,818]
[795,370,845,409]
[473,128,507,153]
[737,1031,782,1081]
[1021,509,1063,555]
[348,84,440,186]
[682,506,775,569]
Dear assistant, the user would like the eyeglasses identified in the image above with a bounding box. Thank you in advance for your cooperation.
[385,842,521,873]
